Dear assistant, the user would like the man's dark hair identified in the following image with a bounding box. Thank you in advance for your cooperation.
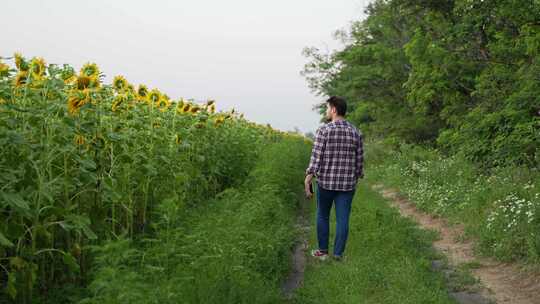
[326,96,347,116]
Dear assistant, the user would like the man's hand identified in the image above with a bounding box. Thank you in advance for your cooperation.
[304,174,314,199]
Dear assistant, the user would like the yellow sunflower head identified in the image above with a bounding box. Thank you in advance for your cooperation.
[67,89,91,115]
[156,95,171,110]
[112,94,128,112]
[214,116,225,125]
[76,75,91,90]
[209,103,216,113]
[112,75,128,92]
[137,84,149,100]
[74,134,86,146]
[80,63,100,78]
[148,89,161,104]
[0,61,10,78]
[175,100,185,114]
[13,71,28,87]
[181,103,191,113]
[30,57,46,78]
[14,52,29,71]
[190,105,200,114]
[89,76,101,88]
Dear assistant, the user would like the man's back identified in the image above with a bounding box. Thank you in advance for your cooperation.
[306,119,364,191]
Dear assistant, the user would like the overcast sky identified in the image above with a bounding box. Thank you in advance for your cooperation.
[2,0,371,133]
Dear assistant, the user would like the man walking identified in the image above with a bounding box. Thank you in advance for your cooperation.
[304,96,364,261]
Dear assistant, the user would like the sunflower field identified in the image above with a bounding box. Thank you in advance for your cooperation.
[0,54,311,303]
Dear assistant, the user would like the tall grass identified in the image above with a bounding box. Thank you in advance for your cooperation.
[366,140,540,263]
[76,139,310,304]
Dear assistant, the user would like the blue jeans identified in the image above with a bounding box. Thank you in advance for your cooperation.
[316,184,356,257]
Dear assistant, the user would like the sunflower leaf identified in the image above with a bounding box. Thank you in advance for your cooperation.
[1,192,31,217]
[0,231,14,248]
[63,253,80,273]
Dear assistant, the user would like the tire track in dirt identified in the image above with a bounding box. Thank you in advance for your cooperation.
[372,184,540,304]
[281,196,311,300]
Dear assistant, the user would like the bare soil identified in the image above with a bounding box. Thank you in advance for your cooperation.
[281,198,311,299]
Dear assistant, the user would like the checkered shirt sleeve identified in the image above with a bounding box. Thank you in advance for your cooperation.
[305,126,326,177]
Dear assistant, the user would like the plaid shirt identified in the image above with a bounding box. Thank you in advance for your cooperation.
[306,119,364,191]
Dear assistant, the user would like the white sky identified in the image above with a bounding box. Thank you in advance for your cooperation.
[1,0,371,133]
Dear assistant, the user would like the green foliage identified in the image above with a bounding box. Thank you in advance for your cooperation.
[0,55,306,303]
[367,140,540,263]
[302,0,539,167]
[78,139,311,304]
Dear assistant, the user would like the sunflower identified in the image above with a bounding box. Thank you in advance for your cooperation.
[0,61,10,78]
[67,89,90,115]
[190,105,200,114]
[14,52,29,71]
[208,103,216,113]
[74,134,86,146]
[90,76,101,88]
[76,75,91,90]
[148,89,161,105]
[137,84,148,100]
[181,103,191,113]
[75,72,102,89]
[30,57,46,79]
[112,75,128,92]
[112,94,128,112]
[156,95,171,111]
[80,63,100,78]
[13,71,28,87]
[175,100,185,114]
[214,116,225,125]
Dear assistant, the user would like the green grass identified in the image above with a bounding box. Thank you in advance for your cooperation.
[366,140,540,263]
[290,179,456,304]
[73,139,311,304]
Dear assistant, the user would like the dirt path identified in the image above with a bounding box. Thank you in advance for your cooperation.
[372,184,540,304]
[281,197,311,299]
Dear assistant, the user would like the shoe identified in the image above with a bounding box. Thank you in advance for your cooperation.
[332,254,344,262]
[310,249,329,261]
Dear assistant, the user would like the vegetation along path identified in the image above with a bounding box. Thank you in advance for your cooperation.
[287,179,456,304]
[283,179,540,304]
[373,184,540,304]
